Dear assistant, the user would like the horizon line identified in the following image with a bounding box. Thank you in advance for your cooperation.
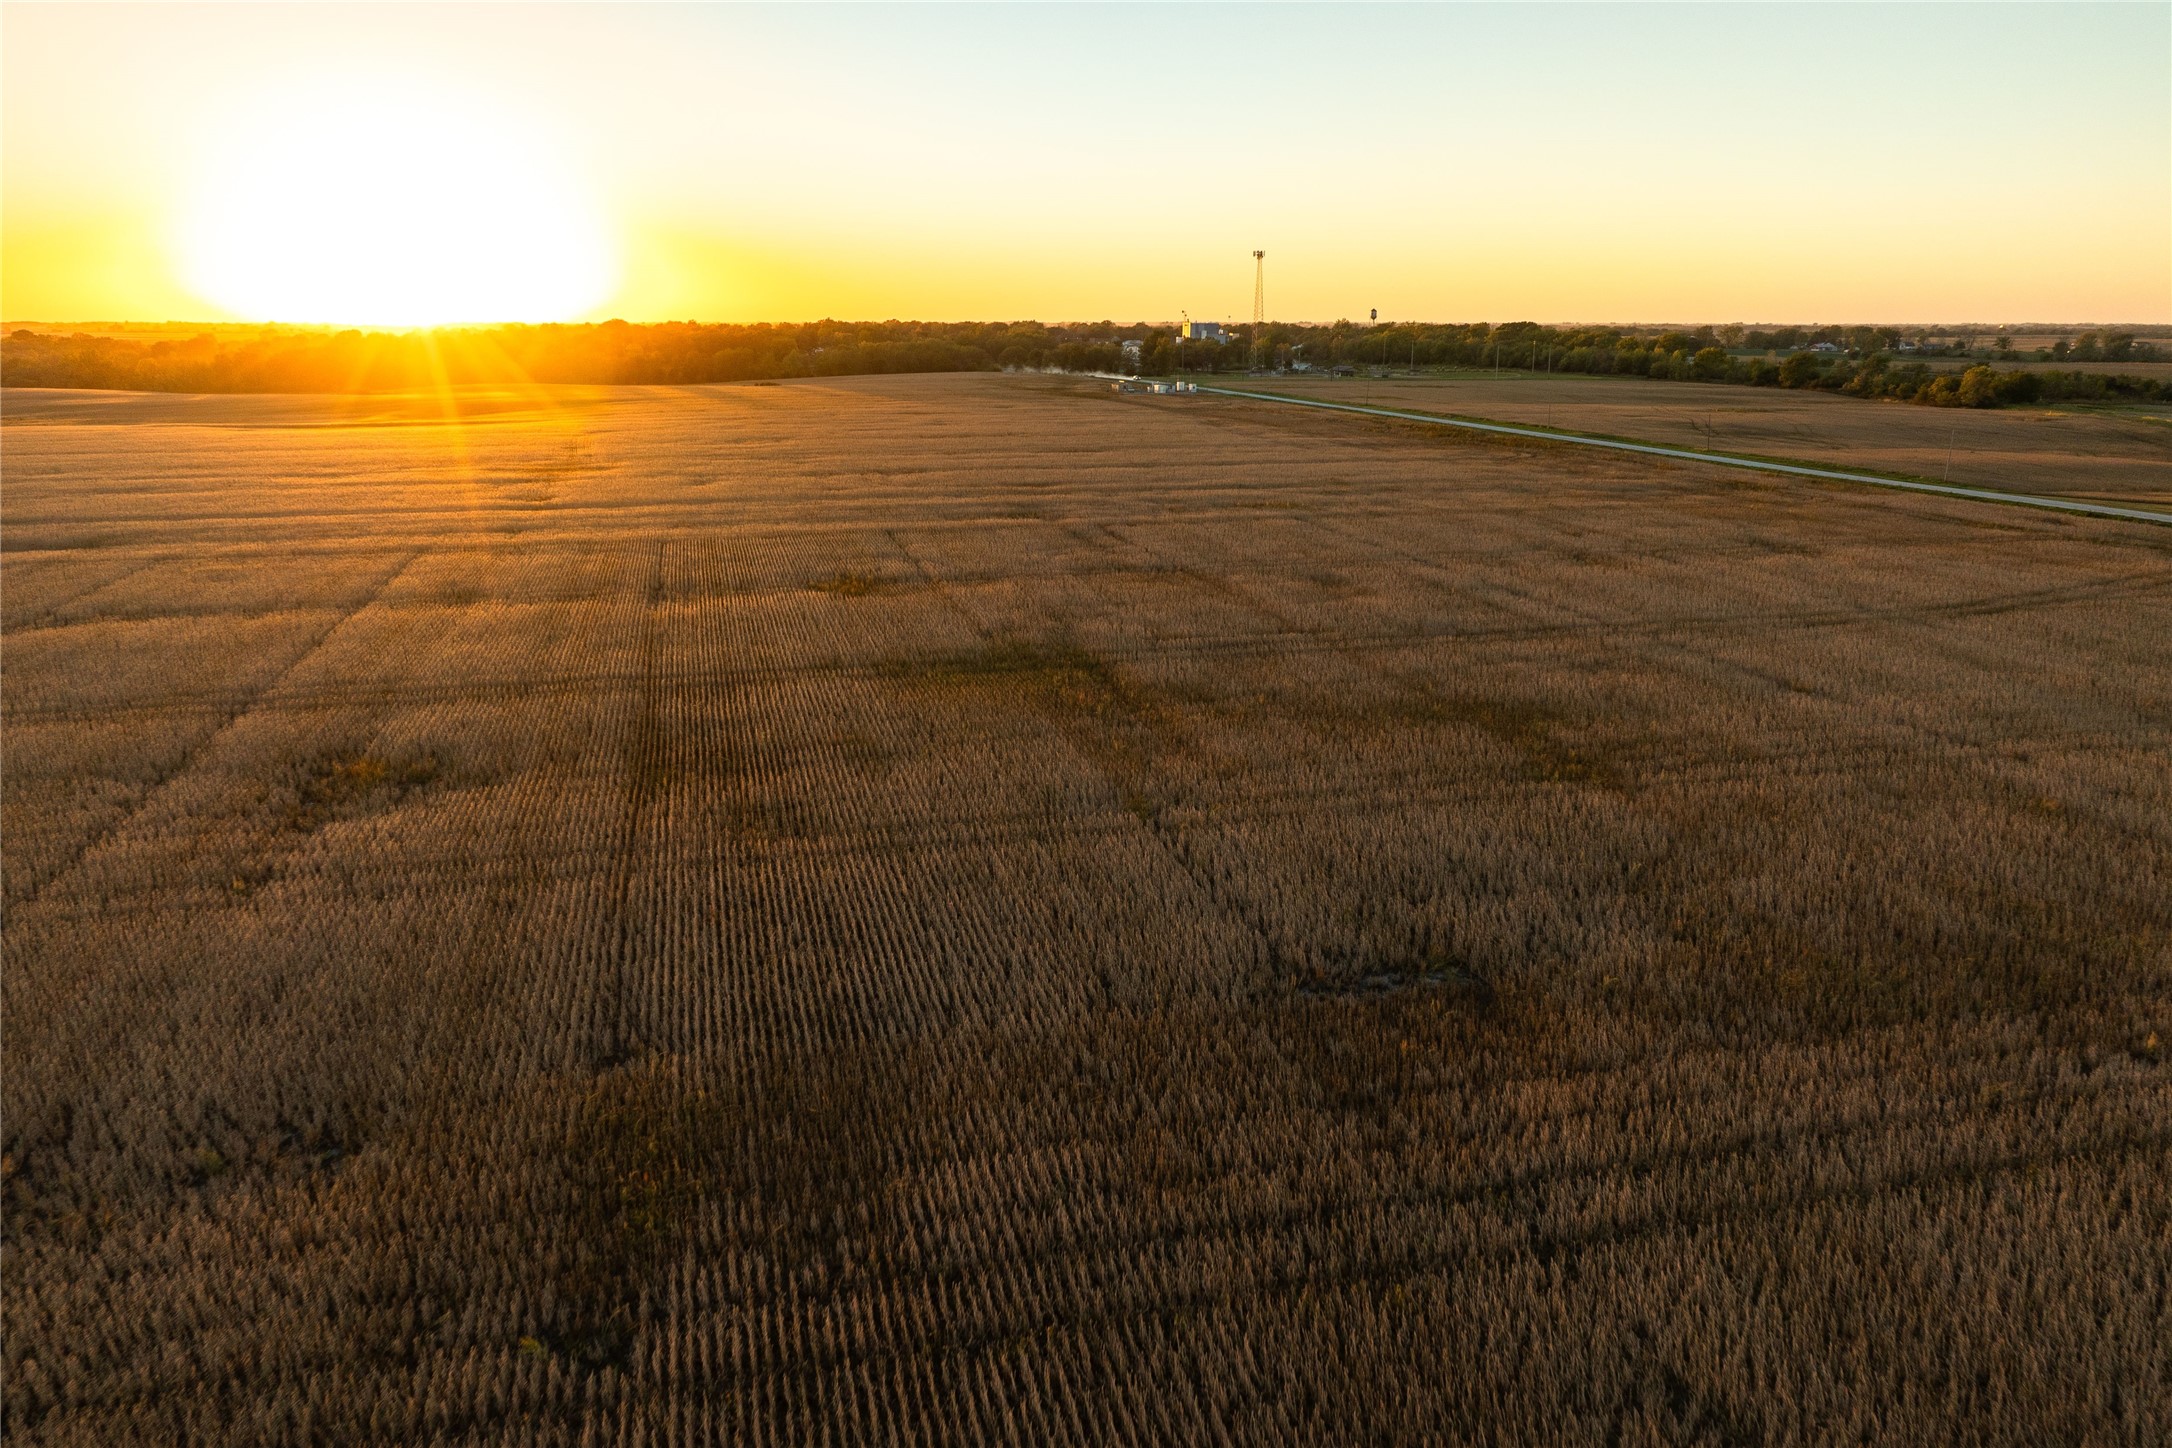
[9,317,2166,333]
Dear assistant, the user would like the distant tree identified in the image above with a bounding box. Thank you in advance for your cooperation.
[1995,369,2043,404]
[1692,347,1731,381]
[1778,352,1825,388]
[1956,365,2002,407]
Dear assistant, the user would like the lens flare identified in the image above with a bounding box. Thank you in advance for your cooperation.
[178,76,616,326]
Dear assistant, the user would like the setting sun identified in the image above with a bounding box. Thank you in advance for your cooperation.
[175,76,615,326]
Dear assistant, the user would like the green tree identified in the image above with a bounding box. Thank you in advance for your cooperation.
[1778,352,1824,388]
[1957,365,2002,407]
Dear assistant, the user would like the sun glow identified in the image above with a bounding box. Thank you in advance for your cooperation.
[177,77,616,327]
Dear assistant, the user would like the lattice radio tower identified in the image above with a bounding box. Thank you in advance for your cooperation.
[1251,251,1265,328]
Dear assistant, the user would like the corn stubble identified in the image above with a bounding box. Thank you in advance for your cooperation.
[4,374,2168,1444]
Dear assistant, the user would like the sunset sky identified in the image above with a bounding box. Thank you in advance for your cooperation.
[4,2,2166,326]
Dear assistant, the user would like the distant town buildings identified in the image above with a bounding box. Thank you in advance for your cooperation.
[1180,321,1229,344]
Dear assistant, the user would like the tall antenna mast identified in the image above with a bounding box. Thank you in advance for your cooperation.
[1251,251,1265,328]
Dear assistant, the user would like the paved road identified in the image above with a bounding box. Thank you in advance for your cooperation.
[1195,384,2172,529]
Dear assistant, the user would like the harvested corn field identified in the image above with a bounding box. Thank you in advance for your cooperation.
[5,372,2170,1445]
[1242,372,2172,506]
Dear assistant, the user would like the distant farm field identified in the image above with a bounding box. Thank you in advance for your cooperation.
[1969,358,2172,380]
[1244,373,2172,504]
[5,373,2170,1445]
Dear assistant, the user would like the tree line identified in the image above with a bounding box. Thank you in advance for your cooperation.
[0,320,1096,393]
[1180,321,2165,409]
[5,318,2164,409]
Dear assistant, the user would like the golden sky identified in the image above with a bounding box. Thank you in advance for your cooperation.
[5,3,2167,326]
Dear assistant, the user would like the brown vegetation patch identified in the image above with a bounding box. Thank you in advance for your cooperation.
[285,749,441,831]
[1390,692,1626,787]
[1295,954,1499,1007]
[807,570,900,597]
[887,633,1121,704]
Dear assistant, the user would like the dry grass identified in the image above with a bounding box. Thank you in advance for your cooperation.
[5,372,2170,1445]
[1240,373,2172,504]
